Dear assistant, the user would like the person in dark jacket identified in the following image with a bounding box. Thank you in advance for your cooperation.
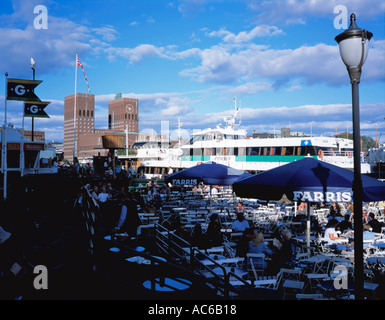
[115,193,140,238]
[337,214,352,233]
[206,214,222,247]
[236,228,254,259]
[368,212,383,233]
[268,228,296,274]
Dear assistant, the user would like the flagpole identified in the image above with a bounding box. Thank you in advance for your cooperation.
[2,73,8,200]
[20,111,25,177]
[73,53,78,160]
[31,64,35,141]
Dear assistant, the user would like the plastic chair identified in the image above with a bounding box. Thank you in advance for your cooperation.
[282,279,305,299]
[246,253,265,280]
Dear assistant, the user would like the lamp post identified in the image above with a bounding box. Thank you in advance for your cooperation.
[30,58,36,141]
[335,13,373,300]
[124,103,134,156]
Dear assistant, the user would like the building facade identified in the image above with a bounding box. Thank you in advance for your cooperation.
[63,93,139,162]
[108,97,139,134]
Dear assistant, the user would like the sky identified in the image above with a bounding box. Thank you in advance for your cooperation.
[0,0,384,143]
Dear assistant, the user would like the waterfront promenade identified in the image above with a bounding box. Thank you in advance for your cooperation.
[1,167,385,300]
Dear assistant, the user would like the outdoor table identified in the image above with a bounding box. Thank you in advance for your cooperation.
[199,254,226,265]
[324,238,349,249]
[206,246,225,254]
[319,279,379,299]
[318,279,355,299]
[177,211,190,215]
[319,279,354,292]
[366,256,385,264]
[373,242,385,249]
[332,244,354,251]
[293,235,317,243]
[211,266,248,278]
[139,213,156,217]
[125,256,151,264]
[300,255,331,274]
[172,207,187,212]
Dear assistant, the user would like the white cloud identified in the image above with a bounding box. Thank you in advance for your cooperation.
[286,85,302,92]
[92,26,118,42]
[179,41,385,85]
[0,1,118,76]
[177,0,209,16]
[227,81,273,96]
[245,0,385,24]
[161,97,193,116]
[207,25,283,44]
[106,44,171,63]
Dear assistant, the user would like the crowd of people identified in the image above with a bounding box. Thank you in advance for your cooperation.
[321,202,384,254]
[71,164,385,285]
[81,178,175,237]
[172,197,385,278]
[172,201,299,277]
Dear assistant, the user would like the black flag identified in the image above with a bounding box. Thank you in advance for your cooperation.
[24,101,50,118]
[7,79,42,102]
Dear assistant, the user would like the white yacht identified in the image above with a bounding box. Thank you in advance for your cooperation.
[132,102,371,179]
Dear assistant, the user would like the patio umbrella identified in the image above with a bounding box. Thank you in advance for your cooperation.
[233,157,385,202]
[233,156,385,248]
[166,161,251,213]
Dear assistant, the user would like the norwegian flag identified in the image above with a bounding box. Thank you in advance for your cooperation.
[76,55,90,93]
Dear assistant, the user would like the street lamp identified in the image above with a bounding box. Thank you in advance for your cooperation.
[124,104,134,156]
[30,58,36,141]
[335,13,373,300]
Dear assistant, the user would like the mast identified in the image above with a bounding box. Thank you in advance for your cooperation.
[177,117,182,148]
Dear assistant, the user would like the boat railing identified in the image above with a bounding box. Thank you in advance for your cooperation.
[321,150,368,163]
[321,150,352,157]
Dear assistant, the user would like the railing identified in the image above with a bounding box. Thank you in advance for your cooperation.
[154,223,256,299]
[76,186,100,257]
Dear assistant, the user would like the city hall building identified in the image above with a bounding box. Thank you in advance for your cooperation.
[63,93,139,162]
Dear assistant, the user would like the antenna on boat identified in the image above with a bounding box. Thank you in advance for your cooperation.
[223,98,241,129]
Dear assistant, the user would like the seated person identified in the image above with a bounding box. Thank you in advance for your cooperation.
[235,202,245,215]
[248,230,273,270]
[330,202,342,217]
[268,229,296,274]
[368,212,383,233]
[324,219,344,245]
[345,203,353,219]
[337,215,352,233]
[190,223,208,249]
[231,213,250,232]
[98,186,111,203]
[206,214,223,247]
[235,228,254,259]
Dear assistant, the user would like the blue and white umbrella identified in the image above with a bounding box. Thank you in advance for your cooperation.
[233,157,385,250]
[166,162,251,213]
[233,157,385,203]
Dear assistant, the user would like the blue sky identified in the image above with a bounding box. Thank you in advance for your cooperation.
[0,0,384,143]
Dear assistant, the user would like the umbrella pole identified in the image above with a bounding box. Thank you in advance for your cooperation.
[306,202,311,256]
[210,185,212,215]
